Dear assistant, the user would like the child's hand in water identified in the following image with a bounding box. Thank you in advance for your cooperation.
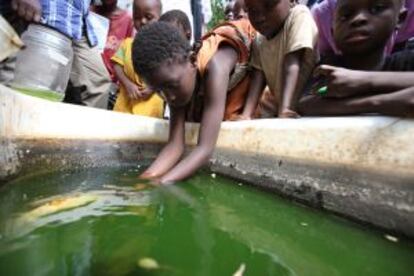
[314,65,370,98]
[139,171,158,180]
[150,178,175,186]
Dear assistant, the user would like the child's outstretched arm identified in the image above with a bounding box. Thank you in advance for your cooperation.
[314,65,414,98]
[158,46,238,184]
[140,108,186,179]
[279,50,303,118]
[239,68,267,120]
[299,86,414,118]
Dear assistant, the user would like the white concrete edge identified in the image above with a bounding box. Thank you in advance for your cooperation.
[1,84,414,175]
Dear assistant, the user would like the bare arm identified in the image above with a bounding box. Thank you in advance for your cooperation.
[363,71,414,93]
[299,86,414,118]
[315,65,414,98]
[140,107,186,179]
[240,68,266,119]
[279,50,303,118]
[113,64,131,89]
[159,46,238,184]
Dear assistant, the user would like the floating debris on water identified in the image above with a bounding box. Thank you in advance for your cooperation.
[233,263,246,276]
[138,257,160,270]
[25,194,97,219]
[384,234,399,243]
[211,173,216,179]
[301,222,308,227]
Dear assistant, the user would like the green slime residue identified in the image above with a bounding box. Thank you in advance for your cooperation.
[12,86,63,102]
[0,167,413,276]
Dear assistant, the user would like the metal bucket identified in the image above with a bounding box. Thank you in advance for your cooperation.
[13,24,73,94]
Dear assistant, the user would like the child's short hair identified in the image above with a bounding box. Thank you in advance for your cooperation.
[132,22,191,81]
[133,0,163,13]
[159,10,192,36]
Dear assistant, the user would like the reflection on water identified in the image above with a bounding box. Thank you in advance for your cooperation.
[0,167,413,276]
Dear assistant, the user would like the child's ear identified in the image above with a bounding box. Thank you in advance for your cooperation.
[396,6,408,30]
[189,51,198,66]
[189,41,202,65]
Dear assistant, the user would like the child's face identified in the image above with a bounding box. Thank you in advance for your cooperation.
[146,59,198,108]
[133,0,161,31]
[245,0,292,39]
[334,0,402,55]
[225,0,248,21]
[234,0,248,20]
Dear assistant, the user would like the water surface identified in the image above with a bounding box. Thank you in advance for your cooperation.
[0,167,413,276]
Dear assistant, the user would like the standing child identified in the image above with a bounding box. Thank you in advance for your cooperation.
[111,0,164,117]
[299,0,414,117]
[93,0,134,81]
[132,18,256,184]
[239,0,318,119]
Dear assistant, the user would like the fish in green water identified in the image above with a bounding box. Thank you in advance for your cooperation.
[25,194,97,219]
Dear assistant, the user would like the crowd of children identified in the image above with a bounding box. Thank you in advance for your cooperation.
[128,0,413,184]
[2,0,413,183]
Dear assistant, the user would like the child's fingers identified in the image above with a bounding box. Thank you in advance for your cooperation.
[313,64,337,78]
[319,64,339,72]
[141,89,153,97]
[139,171,158,180]
[310,81,326,95]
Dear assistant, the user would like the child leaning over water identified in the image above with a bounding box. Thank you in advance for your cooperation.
[132,18,256,184]
[299,0,414,117]
[111,0,164,117]
[238,0,318,119]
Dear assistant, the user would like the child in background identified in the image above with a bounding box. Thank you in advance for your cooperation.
[159,10,193,42]
[299,0,414,117]
[132,18,256,184]
[311,0,414,57]
[239,0,318,119]
[93,0,134,81]
[111,0,164,117]
[225,0,248,21]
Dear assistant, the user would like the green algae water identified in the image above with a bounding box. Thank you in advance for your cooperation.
[12,86,63,102]
[0,167,413,276]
